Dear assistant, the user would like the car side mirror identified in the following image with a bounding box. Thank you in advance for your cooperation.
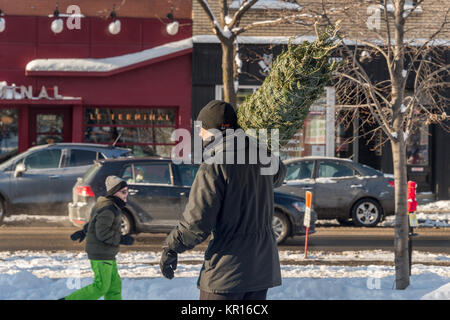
[14,163,26,178]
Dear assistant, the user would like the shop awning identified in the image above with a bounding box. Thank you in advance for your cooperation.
[25,38,193,77]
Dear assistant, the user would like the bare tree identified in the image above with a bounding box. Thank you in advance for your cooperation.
[195,0,312,108]
[319,0,449,289]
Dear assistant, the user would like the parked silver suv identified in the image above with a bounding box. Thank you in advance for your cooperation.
[0,143,132,224]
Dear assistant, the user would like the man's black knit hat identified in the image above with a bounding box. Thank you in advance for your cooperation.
[196,100,238,131]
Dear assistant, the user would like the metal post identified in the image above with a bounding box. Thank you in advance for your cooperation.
[408,225,413,276]
[304,191,312,259]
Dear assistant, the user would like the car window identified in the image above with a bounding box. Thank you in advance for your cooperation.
[177,164,199,186]
[67,149,98,167]
[125,163,172,185]
[24,149,62,169]
[318,161,355,178]
[121,165,134,183]
[359,164,383,176]
[81,163,102,183]
[285,161,314,181]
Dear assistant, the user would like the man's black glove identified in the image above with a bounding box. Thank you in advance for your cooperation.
[70,223,89,242]
[160,247,178,279]
[120,234,135,245]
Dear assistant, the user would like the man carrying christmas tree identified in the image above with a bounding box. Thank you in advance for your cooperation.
[160,100,286,300]
[61,176,134,300]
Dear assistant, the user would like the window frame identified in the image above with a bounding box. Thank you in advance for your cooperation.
[63,148,103,168]
[122,162,175,186]
[174,163,200,187]
[316,160,357,179]
[83,106,179,157]
[285,160,315,181]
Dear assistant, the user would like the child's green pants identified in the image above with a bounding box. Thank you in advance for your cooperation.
[65,260,122,300]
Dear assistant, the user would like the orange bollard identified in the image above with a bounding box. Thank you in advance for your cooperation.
[304,191,312,259]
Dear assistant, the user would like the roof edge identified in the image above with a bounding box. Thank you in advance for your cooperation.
[25,38,193,77]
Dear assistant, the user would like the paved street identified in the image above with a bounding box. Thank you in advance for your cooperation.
[0,225,448,254]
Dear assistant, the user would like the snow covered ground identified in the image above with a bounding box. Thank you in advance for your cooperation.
[1,200,448,300]
[0,250,448,300]
[317,200,450,227]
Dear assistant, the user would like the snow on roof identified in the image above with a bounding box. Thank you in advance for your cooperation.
[193,35,449,47]
[229,0,302,11]
[193,35,317,44]
[25,38,193,73]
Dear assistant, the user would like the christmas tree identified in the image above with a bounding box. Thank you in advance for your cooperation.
[237,23,340,149]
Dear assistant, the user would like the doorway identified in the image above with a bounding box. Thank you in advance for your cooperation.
[29,108,72,147]
[406,124,432,193]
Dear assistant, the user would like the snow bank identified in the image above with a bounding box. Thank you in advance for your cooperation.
[0,267,449,300]
[421,282,450,300]
[4,200,449,228]
[1,250,449,278]
[0,250,449,300]
[418,200,450,212]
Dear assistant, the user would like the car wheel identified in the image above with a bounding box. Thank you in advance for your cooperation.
[121,212,134,235]
[272,211,291,244]
[351,198,382,227]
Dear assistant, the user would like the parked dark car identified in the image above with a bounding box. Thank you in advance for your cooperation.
[279,157,395,227]
[69,157,316,244]
[0,143,132,224]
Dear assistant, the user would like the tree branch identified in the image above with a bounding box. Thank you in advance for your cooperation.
[196,0,233,42]
[229,0,259,29]
[233,13,313,35]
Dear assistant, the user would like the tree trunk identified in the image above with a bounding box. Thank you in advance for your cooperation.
[391,139,410,290]
[390,0,410,290]
[221,40,237,108]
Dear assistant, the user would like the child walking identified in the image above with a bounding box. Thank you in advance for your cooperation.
[62,176,134,300]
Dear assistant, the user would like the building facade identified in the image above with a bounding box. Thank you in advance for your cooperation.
[191,0,450,200]
[0,0,192,158]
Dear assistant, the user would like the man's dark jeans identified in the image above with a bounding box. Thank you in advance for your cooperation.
[199,289,268,300]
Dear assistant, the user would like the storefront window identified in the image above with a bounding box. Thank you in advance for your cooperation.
[36,114,64,145]
[407,124,429,165]
[335,110,355,159]
[0,109,18,161]
[84,108,177,157]
[282,99,327,159]
[216,85,335,160]
[216,86,258,108]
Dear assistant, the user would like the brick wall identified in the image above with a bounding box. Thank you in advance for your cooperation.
[193,0,450,41]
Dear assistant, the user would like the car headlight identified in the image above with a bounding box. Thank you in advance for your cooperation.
[292,201,305,212]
